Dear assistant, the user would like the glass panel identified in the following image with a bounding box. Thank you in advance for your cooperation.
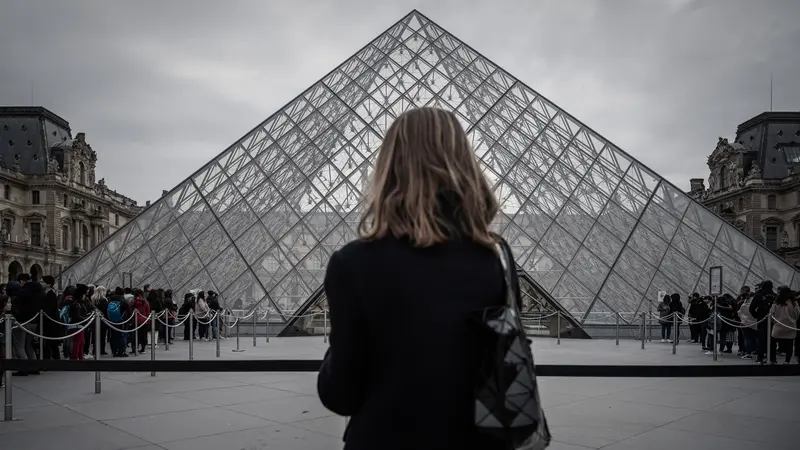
[671,223,713,268]
[522,246,564,291]
[148,222,190,266]
[511,200,552,242]
[659,246,703,290]
[177,200,217,241]
[269,270,312,312]
[555,201,594,242]
[205,245,248,292]
[552,273,594,318]
[599,272,645,322]
[612,181,647,218]
[297,244,332,295]
[529,181,567,218]
[262,202,302,242]
[653,182,690,219]
[614,246,655,294]
[540,224,581,266]
[494,181,526,216]
[699,247,749,296]
[628,222,669,263]
[221,272,269,312]
[597,201,637,241]
[715,223,757,264]
[253,244,292,291]
[573,180,609,218]
[503,159,542,199]
[583,223,624,267]
[624,162,659,196]
[116,245,162,289]
[192,222,231,265]
[639,201,680,242]
[234,221,275,266]
[545,162,580,197]
[682,202,723,243]
[219,199,259,240]
[567,247,609,295]
[504,223,537,268]
[750,247,793,287]
[160,245,203,291]
[583,299,620,325]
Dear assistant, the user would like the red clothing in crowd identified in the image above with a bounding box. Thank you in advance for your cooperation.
[133,297,150,325]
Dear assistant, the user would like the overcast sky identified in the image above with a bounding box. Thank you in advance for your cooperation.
[1,0,798,205]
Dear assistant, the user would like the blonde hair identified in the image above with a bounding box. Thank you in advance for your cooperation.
[358,107,498,248]
[92,286,107,303]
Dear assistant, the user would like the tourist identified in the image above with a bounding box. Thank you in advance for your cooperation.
[668,293,685,344]
[769,287,799,364]
[107,287,130,357]
[41,276,62,360]
[68,284,92,361]
[91,286,109,356]
[207,291,221,339]
[750,280,776,364]
[196,291,210,341]
[737,292,758,359]
[317,107,512,449]
[132,289,150,354]
[687,293,702,343]
[147,289,162,348]
[658,295,673,343]
[179,292,195,341]
[11,275,42,375]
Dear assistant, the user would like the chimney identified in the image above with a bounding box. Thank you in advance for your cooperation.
[690,178,705,192]
[146,200,151,207]
[162,190,168,197]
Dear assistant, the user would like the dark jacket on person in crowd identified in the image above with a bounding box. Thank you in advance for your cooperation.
[206,291,221,312]
[750,281,776,320]
[43,287,62,337]
[107,293,131,319]
[12,281,44,324]
[317,237,510,450]
[669,293,685,317]
[689,298,710,322]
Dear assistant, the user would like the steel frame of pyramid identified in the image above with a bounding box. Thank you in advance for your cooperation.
[60,10,800,331]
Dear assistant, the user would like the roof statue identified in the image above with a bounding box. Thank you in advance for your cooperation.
[58,10,800,335]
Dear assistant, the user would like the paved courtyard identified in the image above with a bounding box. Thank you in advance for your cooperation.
[1,337,798,449]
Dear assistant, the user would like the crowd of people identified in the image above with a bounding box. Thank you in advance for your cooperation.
[0,274,224,380]
[657,280,800,364]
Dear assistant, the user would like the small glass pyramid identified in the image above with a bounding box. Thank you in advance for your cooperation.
[59,10,800,332]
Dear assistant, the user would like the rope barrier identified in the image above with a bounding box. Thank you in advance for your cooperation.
[771,316,800,332]
[10,312,41,330]
[14,314,96,341]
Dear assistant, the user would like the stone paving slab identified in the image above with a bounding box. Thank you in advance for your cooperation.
[0,337,797,449]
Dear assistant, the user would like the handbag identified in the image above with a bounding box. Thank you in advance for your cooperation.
[474,236,551,450]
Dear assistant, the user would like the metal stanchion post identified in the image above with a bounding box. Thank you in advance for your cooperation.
[766,314,772,364]
[94,313,101,393]
[215,313,221,358]
[188,313,194,361]
[640,313,646,350]
[265,309,270,343]
[150,312,156,377]
[615,312,620,346]
[233,319,244,352]
[4,314,13,421]
[164,312,170,351]
[323,310,328,344]
[713,298,719,361]
[672,313,678,355]
[647,312,653,342]
[38,310,44,360]
[556,311,561,345]
[133,313,139,356]
[252,312,257,347]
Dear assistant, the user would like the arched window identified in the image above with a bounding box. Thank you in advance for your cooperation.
[768,195,777,210]
[79,162,86,185]
[3,185,9,200]
[82,224,89,250]
[719,166,727,189]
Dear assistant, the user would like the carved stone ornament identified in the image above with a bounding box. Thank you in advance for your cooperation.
[747,161,762,179]
[43,229,49,248]
[11,161,20,172]
[782,231,790,248]
[47,157,60,173]
[22,226,30,245]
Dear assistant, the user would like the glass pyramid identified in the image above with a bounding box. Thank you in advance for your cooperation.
[60,10,800,331]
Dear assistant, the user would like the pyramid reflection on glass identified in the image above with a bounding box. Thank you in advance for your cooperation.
[60,10,800,332]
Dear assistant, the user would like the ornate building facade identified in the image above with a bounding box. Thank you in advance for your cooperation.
[689,111,800,267]
[0,107,142,284]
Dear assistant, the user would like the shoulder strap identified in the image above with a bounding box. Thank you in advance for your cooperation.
[494,236,522,312]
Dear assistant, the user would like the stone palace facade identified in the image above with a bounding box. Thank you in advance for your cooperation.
[0,107,142,284]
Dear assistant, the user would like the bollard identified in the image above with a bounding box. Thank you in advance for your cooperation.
[265,309,270,343]
[713,299,719,362]
[189,313,194,361]
[233,319,244,352]
[39,310,44,360]
[252,312,257,347]
[615,312,620,346]
[133,313,139,356]
[672,313,678,355]
[216,313,221,358]
[640,313,646,350]
[556,311,561,345]
[766,314,772,364]
[164,312,170,351]
[647,312,653,342]
[323,310,328,344]
[94,313,102,393]
[4,314,13,421]
[150,312,156,377]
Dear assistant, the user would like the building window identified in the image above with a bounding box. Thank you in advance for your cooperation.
[719,166,727,189]
[2,218,12,239]
[738,197,745,212]
[62,225,69,250]
[82,225,89,250]
[30,222,41,246]
[115,214,119,226]
[766,226,779,250]
[63,194,68,207]
[31,190,40,205]
[767,195,777,210]
[3,185,9,200]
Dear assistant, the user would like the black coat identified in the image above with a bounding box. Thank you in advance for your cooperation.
[12,281,45,323]
[43,289,62,337]
[317,237,510,450]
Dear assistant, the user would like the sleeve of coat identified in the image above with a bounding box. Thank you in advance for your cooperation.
[316,249,368,417]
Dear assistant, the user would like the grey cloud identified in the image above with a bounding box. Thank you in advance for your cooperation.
[1,0,798,204]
